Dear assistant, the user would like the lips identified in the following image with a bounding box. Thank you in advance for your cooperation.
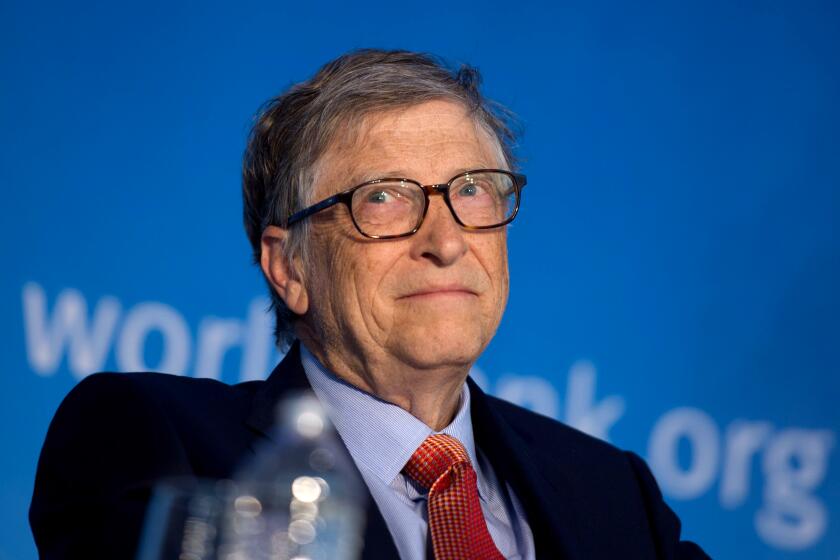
[398,284,479,299]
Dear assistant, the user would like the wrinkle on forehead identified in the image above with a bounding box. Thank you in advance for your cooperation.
[311,100,507,197]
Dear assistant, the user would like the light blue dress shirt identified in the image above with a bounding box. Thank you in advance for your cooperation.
[300,345,535,560]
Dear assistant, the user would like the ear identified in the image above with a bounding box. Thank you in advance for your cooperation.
[260,225,309,315]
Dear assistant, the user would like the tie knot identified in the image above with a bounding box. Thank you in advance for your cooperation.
[403,434,470,489]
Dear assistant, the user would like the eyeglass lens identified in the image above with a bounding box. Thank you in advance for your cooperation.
[350,171,517,237]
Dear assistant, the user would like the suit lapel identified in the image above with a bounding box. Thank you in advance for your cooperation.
[244,342,401,559]
[245,342,311,440]
[469,377,590,559]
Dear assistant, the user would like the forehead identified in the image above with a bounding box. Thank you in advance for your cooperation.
[313,100,504,195]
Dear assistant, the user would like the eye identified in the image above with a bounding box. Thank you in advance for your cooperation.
[458,184,479,197]
[454,180,491,200]
[367,190,395,203]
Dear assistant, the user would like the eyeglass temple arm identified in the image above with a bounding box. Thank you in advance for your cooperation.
[284,194,343,227]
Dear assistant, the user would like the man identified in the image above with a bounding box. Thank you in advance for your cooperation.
[30,50,709,559]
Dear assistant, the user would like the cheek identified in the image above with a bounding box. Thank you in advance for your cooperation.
[358,248,401,306]
[477,235,510,325]
[341,244,404,331]
[479,234,509,289]
[307,227,360,313]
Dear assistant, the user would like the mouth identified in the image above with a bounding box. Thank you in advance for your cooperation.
[398,285,479,300]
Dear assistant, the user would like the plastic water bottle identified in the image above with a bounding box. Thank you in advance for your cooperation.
[217,391,367,560]
[138,391,367,560]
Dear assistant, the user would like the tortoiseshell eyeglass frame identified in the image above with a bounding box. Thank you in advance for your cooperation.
[283,168,526,239]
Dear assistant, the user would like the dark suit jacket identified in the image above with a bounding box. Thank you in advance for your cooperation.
[30,342,709,559]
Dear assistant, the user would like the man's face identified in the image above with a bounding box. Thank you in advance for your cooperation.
[300,100,510,373]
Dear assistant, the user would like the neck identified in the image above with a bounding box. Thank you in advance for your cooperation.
[298,333,467,431]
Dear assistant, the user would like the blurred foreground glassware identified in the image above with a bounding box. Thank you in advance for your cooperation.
[138,391,367,560]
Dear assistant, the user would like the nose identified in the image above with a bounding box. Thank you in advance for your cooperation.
[409,196,469,266]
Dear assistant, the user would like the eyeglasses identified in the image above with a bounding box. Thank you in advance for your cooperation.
[284,169,526,239]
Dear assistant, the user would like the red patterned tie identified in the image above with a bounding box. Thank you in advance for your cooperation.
[403,434,505,560]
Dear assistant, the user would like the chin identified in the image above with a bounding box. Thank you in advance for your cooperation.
[389,323,489,370]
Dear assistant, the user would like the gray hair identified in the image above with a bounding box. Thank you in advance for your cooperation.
[242,49,519,349]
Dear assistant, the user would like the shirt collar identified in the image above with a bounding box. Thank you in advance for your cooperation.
[299,344,487,497]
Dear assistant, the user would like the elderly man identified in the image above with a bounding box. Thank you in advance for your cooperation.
[30,50,708,559]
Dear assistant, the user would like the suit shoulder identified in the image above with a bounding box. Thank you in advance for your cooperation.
[483,393,628,463]
[62,371,262,414]
[37,372,204,462]
[38,371,264,478]
[483,394,710,557]
[76,369,263,395]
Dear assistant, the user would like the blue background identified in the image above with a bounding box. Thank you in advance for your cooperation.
[2,1,838,558]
